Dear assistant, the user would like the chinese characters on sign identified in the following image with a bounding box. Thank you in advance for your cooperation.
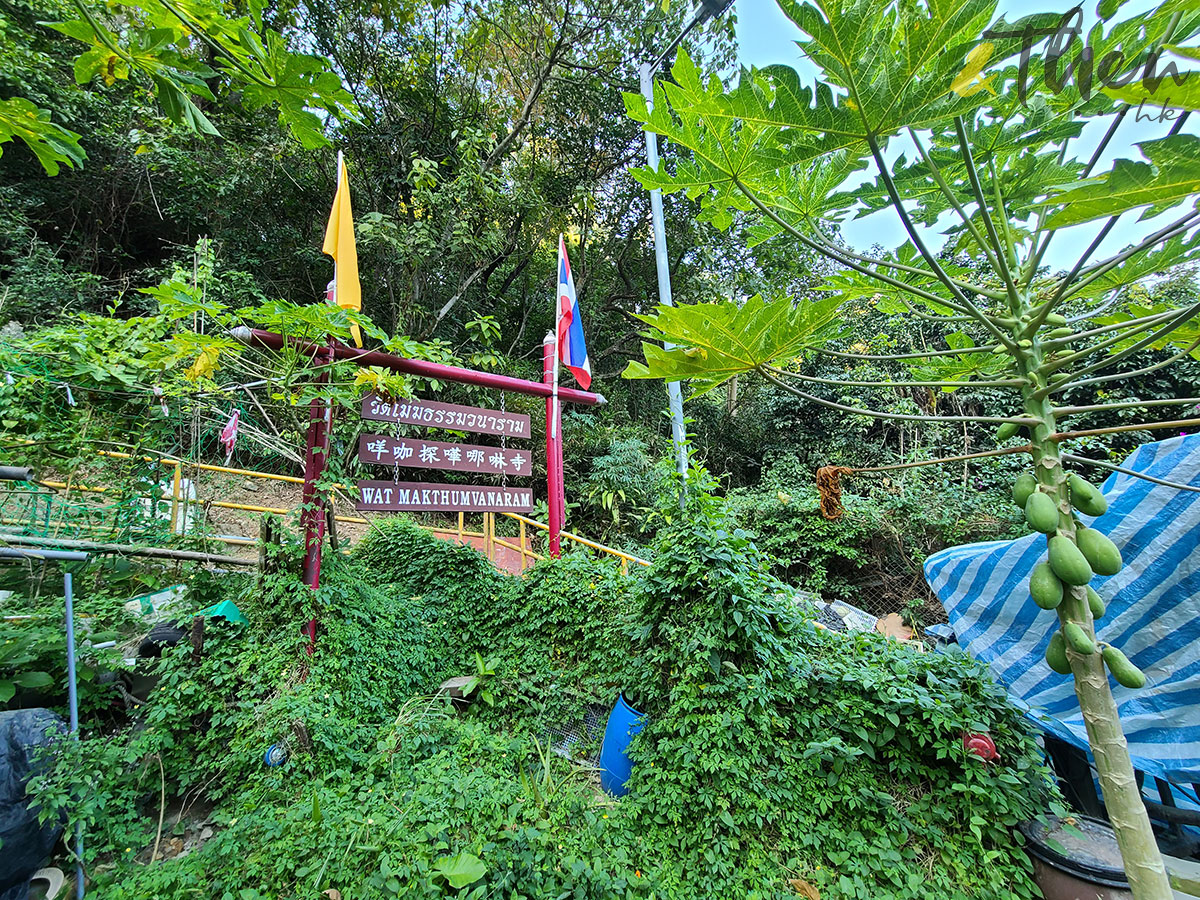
[357,434,531,476]
[357,395,534,514]
[361,393,530,438]
[356,481,534,512]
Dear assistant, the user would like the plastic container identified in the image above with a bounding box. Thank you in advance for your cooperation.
[598,694,646,796]
[1020,816,1132,900]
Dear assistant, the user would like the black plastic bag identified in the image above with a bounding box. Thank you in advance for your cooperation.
[0,709,65,892]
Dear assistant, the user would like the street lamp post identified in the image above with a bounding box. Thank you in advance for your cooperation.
[640,0,735,481]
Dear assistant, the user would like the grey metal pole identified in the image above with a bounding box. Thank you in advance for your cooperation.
[640,62,690,482]
[63,570,85,899]
[0,548,88,896]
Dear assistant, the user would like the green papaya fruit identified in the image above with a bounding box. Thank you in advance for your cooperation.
[1046,327,1073,339]
[1068,474,1108,517]
[1046,313,1068,326]
[1076,527,1122,576]
[1030,563,1064,610]
[1063,622,1095,655]
[1086,586,1106,620]
[1013,474,1038,508]
[996,422,1020,442]
[1049,535,1094,586]
[1101,646,1146,689]
[1046,632,1072,674]
[1025,492,1060,534]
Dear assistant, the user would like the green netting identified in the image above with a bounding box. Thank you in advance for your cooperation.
[0,484,178,543]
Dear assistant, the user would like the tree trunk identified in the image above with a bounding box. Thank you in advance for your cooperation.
[1023,376,1172,900]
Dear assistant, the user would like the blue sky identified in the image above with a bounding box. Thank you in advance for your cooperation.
[729,0,1196,263]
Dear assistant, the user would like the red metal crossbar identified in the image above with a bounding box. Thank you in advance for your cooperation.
[231,328,605,406]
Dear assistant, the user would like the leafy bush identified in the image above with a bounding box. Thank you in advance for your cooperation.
[619,497,1054,898]
[30,504,1055,900]
[0,585,131,715]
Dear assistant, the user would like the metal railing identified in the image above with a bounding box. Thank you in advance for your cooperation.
[23,450,651,574]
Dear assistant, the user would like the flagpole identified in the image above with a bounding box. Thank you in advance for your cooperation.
[550,234,563,440]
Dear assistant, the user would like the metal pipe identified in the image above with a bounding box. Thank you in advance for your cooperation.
[543,335,562,557]
[0,548,89,563]
[639,63,690,482]
[231,328,606,407]
[64,571,85,899]
[0,534,254,566]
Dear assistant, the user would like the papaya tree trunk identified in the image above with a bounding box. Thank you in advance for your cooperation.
[1022,367,1172,900]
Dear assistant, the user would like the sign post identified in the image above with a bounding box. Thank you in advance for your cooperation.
[300,343,332,655]
[543,333,563,557]
[232,326,604,640]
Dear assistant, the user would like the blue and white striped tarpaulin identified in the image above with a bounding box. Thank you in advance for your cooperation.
[924,435,1200,784]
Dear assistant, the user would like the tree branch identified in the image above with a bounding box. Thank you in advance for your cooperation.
[1042,307,1181,350]
[1063,209,1200,301]
[1047,303,1200,372]
[849,443,1032,474]
[1051,417,1200,441]
[783,371,1024,389]
[810,215,1006,300]
[906,127,1003,278]
[1023,107,1128,288]
[760,366,1036,425]
[953,117,1019,309]
[1063,453,1200,493]
[480,4,571,173]
[812,345,1005,362]
[733,177,979,316]
[1055,396,1200,416]
[1050,336,1200,394]
[865,132,1015,351]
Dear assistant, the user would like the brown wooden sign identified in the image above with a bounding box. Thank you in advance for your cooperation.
[358,434,532,476]
[361,394,530,438]
[355,480,534,512]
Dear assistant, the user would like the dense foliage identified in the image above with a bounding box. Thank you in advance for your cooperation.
[16,499,1057,900]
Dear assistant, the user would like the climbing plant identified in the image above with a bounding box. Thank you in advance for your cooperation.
[622,0,1200,896]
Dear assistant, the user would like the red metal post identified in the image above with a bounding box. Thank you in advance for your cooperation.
[300,344,332,654]
[557,421,567,537]
[543,334,562,557]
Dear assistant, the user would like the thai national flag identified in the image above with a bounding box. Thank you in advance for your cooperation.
[556,235,591,389]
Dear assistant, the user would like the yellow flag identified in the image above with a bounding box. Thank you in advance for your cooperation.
[322,153,363,347]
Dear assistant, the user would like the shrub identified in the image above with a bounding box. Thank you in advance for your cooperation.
[619,503,1054,899]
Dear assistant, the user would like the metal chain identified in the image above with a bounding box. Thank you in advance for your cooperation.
[499,393,508,489]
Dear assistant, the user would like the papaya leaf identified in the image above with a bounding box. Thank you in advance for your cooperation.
[1041,134,1200,227]
[1095,303,1200,358]
[152,74,220,136]
[235,32,358,149]
[904,333,1012,389]
[622,294,846,394]
[1069,231,1200,301]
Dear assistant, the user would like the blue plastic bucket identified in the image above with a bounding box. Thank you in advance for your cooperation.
[599,694,646,796]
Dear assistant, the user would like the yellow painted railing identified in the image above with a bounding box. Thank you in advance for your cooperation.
[32,450,651,574]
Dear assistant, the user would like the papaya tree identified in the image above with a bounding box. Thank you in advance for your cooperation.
[620,0,1200,896]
